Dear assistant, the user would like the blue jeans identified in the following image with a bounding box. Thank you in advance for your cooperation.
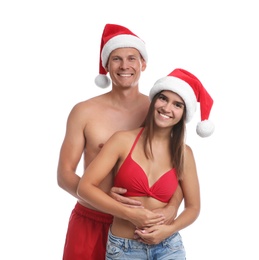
[106,228,186,259]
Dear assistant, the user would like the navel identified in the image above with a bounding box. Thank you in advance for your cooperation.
[98,143,104,149]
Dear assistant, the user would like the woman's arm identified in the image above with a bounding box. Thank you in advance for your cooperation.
[109,187,143,207]
[135,145,200,243]
[77,131,165,228]
[152,184,183,224]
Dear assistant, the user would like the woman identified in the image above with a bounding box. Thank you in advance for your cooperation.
[77,68,214,259]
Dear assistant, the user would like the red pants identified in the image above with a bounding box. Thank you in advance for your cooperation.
[63,202,113,260]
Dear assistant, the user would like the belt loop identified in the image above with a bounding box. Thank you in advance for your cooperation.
[123,238,129,251]
[162,236,168,247]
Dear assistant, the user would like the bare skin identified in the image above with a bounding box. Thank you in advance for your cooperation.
[57,48,183,236]
[57,91,150,208]
[77,91,200,243]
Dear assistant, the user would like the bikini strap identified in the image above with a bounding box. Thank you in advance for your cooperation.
[129,128,144,155]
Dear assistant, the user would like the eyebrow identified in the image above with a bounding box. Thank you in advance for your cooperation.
[160,93,185,106]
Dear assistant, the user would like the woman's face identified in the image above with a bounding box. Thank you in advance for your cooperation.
[153,90,185,128]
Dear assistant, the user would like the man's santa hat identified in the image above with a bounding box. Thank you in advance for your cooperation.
[149,68,214,137]
[95,23,148,88]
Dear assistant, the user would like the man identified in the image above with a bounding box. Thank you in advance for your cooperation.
[57,23,183,260]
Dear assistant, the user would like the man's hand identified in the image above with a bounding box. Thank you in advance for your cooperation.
[110,187,143,208]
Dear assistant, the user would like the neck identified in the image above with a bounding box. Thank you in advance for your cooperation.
[110,86,143,108]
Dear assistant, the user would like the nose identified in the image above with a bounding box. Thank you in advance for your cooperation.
[162,102,172,112]
[120,59,129,69]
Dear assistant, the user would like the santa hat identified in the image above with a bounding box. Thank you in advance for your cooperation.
[95,24,148,88]
[149,68,214,137]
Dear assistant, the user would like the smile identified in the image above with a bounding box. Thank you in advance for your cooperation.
[118,73,133,77]
[159,112,171,119]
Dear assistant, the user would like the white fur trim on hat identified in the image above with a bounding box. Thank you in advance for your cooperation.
[149,76,197,123]
[101,34,148,68]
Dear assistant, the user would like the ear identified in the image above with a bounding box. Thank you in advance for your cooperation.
[141,59,147,72]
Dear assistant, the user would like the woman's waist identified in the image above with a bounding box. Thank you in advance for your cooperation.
[111,217,136,239]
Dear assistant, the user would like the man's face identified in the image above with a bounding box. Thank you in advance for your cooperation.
[106,47,146,88]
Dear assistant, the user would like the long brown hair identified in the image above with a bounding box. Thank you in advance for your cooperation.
[141,92,186,180]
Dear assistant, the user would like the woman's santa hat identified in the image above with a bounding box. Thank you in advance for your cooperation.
[149,68,214,137]
[95,23,148,88]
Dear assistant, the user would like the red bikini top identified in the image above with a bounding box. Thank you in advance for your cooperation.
[114,128,178,203]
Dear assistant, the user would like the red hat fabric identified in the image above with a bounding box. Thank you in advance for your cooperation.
[149,68,214,137]
[95,24,148,88]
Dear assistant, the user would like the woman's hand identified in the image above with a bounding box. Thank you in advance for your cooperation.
[134,224,173,245]
[127,208,165,229]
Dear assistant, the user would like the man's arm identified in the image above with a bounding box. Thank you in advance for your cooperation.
[57,103,86,198]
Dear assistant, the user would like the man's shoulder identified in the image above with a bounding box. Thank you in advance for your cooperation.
[72,93,108,109]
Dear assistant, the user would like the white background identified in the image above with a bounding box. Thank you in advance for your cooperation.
[1,0,259,259]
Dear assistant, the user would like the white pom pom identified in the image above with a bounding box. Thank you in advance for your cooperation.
[196,120,215,137]
[94,74,111,88]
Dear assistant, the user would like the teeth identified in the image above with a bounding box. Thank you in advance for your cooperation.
[160,113,170,119]
[119,73,132,77]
